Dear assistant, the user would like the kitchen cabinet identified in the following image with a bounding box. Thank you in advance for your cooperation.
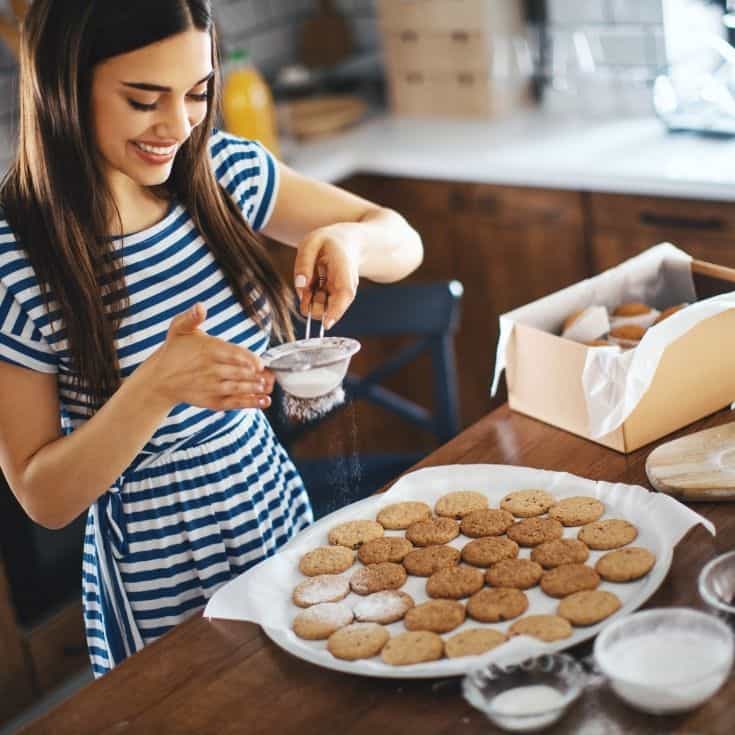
[588,193,735,272]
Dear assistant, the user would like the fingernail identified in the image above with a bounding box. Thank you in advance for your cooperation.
[325,318,335,330]
[259,397,270,407]
[294,274,307,288]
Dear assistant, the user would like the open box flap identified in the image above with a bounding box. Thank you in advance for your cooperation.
[492,243,735,438]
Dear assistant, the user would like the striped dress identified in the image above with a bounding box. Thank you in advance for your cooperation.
[0,131,313,677]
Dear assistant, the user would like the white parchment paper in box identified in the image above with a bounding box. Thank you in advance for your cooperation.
[203,465,714,679]
[491,243,735,438]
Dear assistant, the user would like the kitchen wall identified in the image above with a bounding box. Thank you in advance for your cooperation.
[543,0,666,116]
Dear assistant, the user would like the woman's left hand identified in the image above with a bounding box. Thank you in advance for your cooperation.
[293,223,363,330]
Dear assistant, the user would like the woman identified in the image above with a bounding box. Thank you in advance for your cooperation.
[0,0,422,677]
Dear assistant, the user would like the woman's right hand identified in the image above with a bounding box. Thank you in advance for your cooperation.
[143,303,274,411]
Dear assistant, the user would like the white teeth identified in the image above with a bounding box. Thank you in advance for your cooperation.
[134,141,176,156]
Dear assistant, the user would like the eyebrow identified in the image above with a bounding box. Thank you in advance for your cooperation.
[121,70,214,92]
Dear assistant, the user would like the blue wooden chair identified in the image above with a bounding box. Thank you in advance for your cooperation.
[268,280,464,519]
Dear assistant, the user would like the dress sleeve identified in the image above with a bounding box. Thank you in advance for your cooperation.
[208,129,280,232]
[0,223,59,374]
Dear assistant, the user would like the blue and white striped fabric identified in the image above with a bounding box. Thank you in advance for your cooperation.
[0,130,313,677]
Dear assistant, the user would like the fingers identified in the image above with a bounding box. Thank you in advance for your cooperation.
[294,234,323,304]
[168,303,207,336]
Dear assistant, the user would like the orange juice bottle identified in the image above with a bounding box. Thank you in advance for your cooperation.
[222,49,280,157]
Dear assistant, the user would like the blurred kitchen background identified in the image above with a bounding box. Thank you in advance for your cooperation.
[2,1,735,733]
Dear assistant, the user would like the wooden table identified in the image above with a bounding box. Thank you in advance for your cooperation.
[18,406,735,735]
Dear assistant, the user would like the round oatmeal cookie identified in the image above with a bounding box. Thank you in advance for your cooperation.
[358,536,414,565]
[531,539,590,569]
[578,519,638,550]
[500,489,556,517]
[486,559,543,590]
[327,622,389,661]
[435,490,489,519]
[377,501,432,530]
[426,565,485,599]
[467,587,528,623]
[292,574,350,608]
[350,562,407,595]
[507,517,564,547]
[540,563,600,598]
[460,508,515,538]
[548,496,605,526]
[292,602,354,640]
[404,599,466,633]
[509,614,573,642]
[353,590,415,624]
[462,537,519,567]
[381,631,444,666]
[595,547,656,582]
[328,520,384,550]
[403,545,461,576]
[445,628,507,659]
[406,517,460,546]
[299,546,356,576]
[557,590,622,626]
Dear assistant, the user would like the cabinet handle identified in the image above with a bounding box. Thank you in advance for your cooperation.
[400,30,418,42]
[451,31,470,42]
[405,71,424,84]
[457,72,476,86]
[639,211,725,231]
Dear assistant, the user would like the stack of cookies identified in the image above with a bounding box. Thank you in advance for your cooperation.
[561,301,688,349]
[290,489,657,668]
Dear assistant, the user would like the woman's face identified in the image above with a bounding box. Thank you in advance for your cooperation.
[91,29,213,190]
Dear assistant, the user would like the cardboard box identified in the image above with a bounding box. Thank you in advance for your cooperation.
[504,259,735,453]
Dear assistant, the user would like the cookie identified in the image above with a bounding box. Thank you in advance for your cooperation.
[350,562,407,595]
[377,501,431,530]
[509,615,573,642]
[578,519,638,550]
[557,590,622,626]
[460,508,515,538]
[435,490,488,519]
[507,517,564,547]
[358,536,414,565]
[328,520,384,549]
[292,574,350,607]
[467,587,528,623]
[402,545,461,576]
[461,537,519,567]
[548,497,604,526]
[404,599,466,633]
[292,602,354,640]
[595,547,656,582]
[486,559,543,590]
[445,628,507,659]
[299,546,356,576]
[327,622,389,661]
[613,302,652,317]
[500,489,556,517]
[353,591,415,624]
[531,539,590,569]
[610,324,646,341]
[426,565,485,600]
[540,563,600,598]
[405,517,460,546]
[381,631,444,666]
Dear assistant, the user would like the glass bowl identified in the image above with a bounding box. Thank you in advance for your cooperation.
[462,653,585,733]
[594,607,734,715]
[262,337,361,399]
[699,550,735,624]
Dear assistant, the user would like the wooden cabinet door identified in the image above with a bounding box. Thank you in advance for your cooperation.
[589,193,735,272]
[452,202,588,425]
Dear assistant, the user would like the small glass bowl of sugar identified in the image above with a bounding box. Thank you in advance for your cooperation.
[462,653,585,732]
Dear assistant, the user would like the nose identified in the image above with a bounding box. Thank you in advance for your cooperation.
[155,98,192,143]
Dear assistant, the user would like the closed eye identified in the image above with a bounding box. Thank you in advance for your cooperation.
[127,92,208,112]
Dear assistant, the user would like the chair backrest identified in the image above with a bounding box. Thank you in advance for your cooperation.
[271,280,464,448]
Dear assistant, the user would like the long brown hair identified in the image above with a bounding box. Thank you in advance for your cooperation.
[0,0,293,410]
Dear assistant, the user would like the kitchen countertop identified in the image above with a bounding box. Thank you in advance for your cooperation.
[281,109,735,202]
